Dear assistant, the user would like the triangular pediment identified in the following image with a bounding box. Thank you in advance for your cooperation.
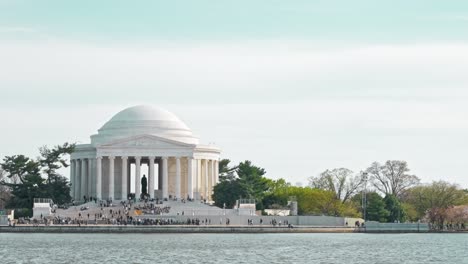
[99,135,194,149]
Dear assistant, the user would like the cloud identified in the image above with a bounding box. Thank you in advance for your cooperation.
[450,15,468,21]
[1,41,468,105]
[419,14,468,22]
[0,26,35,33]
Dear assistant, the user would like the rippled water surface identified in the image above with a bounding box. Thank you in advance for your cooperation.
[0,233,467,264]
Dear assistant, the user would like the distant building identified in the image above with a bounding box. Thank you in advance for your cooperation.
[70,105,221,202]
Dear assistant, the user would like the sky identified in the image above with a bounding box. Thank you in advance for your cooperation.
[0,0,468,188]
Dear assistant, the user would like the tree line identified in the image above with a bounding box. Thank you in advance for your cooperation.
[213,159,468,227]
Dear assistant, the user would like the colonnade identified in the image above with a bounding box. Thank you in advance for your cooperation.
[70,156,219,202]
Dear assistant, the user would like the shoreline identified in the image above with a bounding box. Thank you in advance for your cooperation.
[2,225,462,234]
[0,224,468,234]
[1,225,353,233]
[0,225,356,233]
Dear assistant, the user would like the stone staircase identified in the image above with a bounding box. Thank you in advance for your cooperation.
[52,200,226,220]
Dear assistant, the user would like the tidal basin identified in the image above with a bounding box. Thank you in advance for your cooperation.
[1,233,467,264]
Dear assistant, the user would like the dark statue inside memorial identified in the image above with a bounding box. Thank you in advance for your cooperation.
[141,174,148,199]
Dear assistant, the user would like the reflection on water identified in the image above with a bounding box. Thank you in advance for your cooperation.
[0,233,467,264]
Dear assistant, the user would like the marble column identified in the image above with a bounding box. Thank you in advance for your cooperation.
[70,160,75,200]
[81,159,87,200]
[206,159,211,199]
[162,157,168,199]
[208,160,214,200]
[197,159,201,200]
[158,159,163,190]
[108,156,115,200]
[187,158,193,200]
[204,159,209,200]
[135,156,141,199]
[96,157,102,200]
[175,157,181,199]
[121,156,128,200]
[75,159,81,201]
[149,157,155,199]
[88,158,93,198]
[211,159,216,192]
[215,160,219,184]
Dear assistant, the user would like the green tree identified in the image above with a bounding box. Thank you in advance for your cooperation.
[213,160,269,209]
[213,160,360,217]
[39,143,75,184]
[290,187,343,216]
[212,179,243,208]
[1,155,41,184]
[383,194,406,222]
[47,175,72,206]
[236,161,268,197]
[1,143,76,214]
[218,159,237,180]
[403,181,467,226]
[236,161,269,209]
[262,178,291,209]
[264,184,359,217]
[0,155,45,212]
[365,192,389,222]
[39,143,75,204]
[401,202,419,222]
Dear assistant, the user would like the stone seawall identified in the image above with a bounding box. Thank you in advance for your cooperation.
[360,222,430,233]
[0,225,354,234]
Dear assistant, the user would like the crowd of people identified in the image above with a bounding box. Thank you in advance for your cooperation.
[269,219,292,228]
[112,217,235,226]
[10,197,296,228]
[134,202,171,215]
[14,214,299,228]
[99,198,113,207]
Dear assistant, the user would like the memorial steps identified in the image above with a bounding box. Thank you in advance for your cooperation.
[52,199,228,220]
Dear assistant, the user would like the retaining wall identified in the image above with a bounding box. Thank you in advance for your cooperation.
[0,225,353,233]
[363,222,429,233]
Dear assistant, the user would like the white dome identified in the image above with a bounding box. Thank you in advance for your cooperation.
[91,105,199,145]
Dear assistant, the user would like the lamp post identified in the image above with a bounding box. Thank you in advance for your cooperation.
[361,172,368,222]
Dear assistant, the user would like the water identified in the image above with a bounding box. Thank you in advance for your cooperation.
[0,233,467,264]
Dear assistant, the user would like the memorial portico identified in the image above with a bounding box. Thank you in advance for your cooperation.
[70,105,220,202]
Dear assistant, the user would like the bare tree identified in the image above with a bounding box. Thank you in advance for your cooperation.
[309,168,365,203]
[366,160,420,197]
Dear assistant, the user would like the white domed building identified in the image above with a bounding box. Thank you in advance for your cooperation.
[70,105,221,202]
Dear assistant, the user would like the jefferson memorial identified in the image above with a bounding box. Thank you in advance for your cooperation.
[70,105,221,202]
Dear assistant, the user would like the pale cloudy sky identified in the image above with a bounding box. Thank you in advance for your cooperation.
[0,0,468,187]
